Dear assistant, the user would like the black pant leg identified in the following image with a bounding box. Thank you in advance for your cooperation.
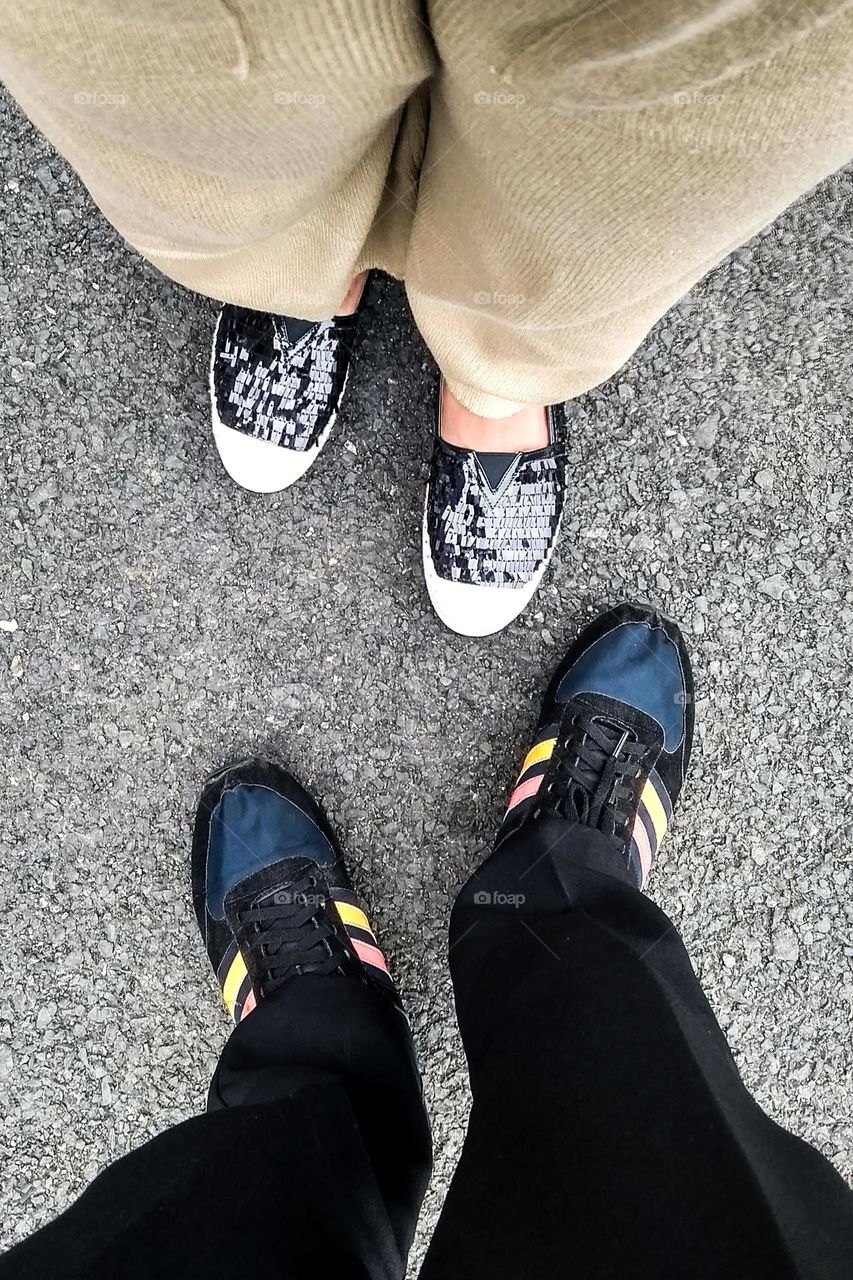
[0,977,431,1280]
[420,818,853,1280]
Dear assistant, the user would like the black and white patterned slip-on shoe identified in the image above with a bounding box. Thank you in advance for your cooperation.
[209,282,367,492]
[423,388,567,636]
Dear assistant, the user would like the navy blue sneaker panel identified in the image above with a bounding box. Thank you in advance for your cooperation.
[207,783,336,922]
[555,619,687,752]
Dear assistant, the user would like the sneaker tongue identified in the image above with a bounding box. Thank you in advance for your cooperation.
[559,700,651,838]
[252,878,323,913]
[564,718,627,823]
[569,691,666,756]
[224,855,326,919]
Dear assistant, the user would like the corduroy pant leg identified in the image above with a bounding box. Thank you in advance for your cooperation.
[408,0,853,415]
[0,0,434,316]
[420,818,853,1279]
[6,3,853,409]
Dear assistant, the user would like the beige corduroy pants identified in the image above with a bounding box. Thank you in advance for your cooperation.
[2,1,853,416]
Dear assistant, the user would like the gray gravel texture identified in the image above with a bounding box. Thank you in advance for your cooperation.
[1,85,853,1266]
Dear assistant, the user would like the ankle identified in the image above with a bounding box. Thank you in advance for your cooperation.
[440,382,549,452]
[336,270,369,316]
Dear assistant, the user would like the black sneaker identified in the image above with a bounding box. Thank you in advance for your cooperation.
[423,385,567,636]
[209,281,367,492]
[495,602,694,888]
[192,757,396,1024]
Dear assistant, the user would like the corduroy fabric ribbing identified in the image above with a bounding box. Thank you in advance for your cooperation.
[406,0,853,413]
[1,1,852,414]
[0,1,435,316]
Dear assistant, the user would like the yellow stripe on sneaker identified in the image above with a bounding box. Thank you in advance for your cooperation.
[333,900,373,936]
[640,779,668,847]
[519,737,557,779]
[222,950,248,1017]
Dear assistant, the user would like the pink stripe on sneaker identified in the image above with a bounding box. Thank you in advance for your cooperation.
[239,988,257,1020]
[506,772,544,813]
[631,818,653,887]
[352,939,390,976]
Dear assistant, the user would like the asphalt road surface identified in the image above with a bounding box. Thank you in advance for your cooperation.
[1,88,852,1265]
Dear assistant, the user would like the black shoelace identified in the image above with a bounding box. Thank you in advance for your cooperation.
[235,868,352,996]
[539,713,646,840]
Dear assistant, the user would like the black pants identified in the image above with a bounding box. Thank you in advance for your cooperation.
[4,820,853,1279]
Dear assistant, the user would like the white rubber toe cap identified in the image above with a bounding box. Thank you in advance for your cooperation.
[211,421,320,493]
[424,570,537,636]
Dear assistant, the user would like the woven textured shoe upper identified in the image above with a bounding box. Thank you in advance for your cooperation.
[496,603,694,888]
[426,405,566,588]
[212,304,356,451]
